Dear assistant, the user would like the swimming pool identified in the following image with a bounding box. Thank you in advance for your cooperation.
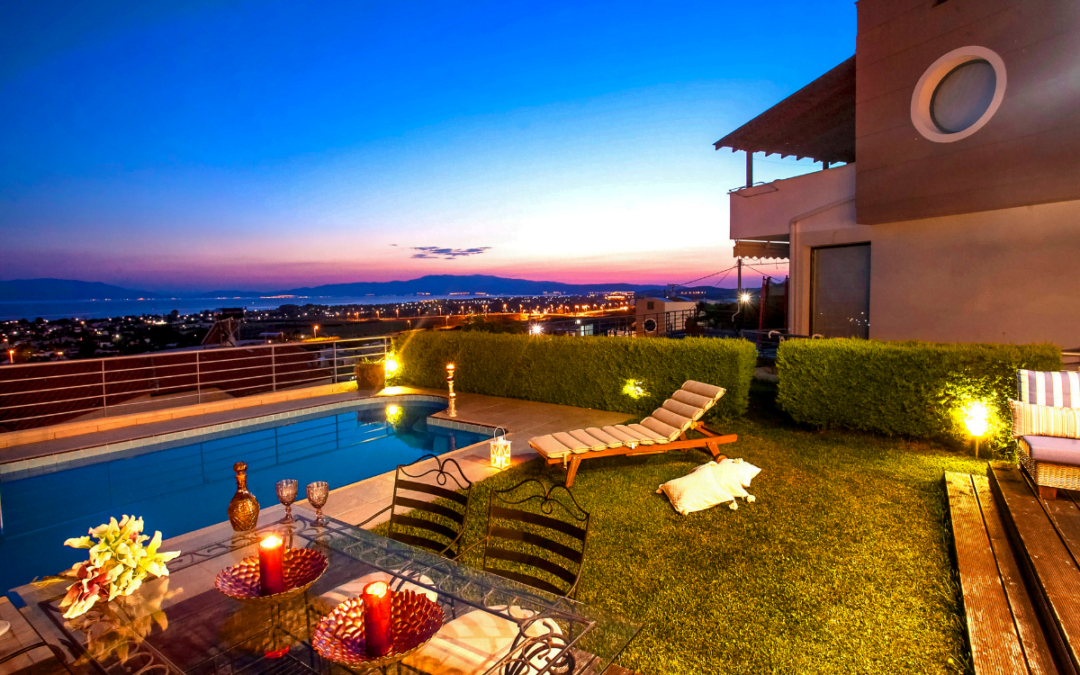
[0,397,488,592]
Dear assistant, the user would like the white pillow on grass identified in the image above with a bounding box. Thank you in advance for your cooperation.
[719,458,762,488]
[693,459,759,508]
[656,469,734,515]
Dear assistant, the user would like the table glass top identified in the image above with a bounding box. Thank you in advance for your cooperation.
[30,513,641,675]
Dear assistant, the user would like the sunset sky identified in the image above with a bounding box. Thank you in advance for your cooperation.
[0,1,854,293]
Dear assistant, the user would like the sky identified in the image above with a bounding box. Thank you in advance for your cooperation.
[0,1,855,293]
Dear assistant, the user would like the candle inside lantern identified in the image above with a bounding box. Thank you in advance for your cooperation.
[258,534,286,596]
[362,581,393,657]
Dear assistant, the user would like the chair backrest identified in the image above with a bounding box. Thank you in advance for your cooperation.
[482,479,591,598]
[1017,370,1080,408]
[388,454,473,557]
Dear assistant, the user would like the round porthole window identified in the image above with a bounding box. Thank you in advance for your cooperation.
[643,319,657,333]
[911,46,1006,143]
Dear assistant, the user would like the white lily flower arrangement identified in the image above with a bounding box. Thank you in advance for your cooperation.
[60,515,181,619]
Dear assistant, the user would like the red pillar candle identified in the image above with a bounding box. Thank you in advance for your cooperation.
[362,581,393,657]
[258,534,286,596]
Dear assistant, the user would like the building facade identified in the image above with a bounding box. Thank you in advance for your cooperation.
[717,0,1080,348]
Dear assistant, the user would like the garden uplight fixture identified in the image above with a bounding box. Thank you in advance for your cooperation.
[964,401,990,458]
[530,324,543,335]
[383,356,400,376]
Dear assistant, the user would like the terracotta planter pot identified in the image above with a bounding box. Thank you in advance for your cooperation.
[355,362,385,391]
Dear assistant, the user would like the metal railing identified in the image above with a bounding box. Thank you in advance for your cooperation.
[0,337,393,433]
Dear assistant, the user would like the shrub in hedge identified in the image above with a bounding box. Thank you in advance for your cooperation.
[775,338,1062,453]
[391,331,757,419]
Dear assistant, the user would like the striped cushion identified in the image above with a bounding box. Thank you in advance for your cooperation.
[1017,370,1080,408]
[1010,400,1080,439]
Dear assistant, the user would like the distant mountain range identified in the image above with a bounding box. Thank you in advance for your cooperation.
[0,279,163,301]
[0,275,737,302]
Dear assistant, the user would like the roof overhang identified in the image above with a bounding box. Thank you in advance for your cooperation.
[714,56,856,165]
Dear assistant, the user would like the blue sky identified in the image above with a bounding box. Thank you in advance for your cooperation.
[0,1,854,292]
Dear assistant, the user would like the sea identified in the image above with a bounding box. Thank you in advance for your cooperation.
[0,295,499,322]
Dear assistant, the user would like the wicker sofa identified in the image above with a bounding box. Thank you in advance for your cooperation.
[1014,369,1080,501]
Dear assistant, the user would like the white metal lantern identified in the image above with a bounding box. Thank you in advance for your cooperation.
[490,426,511,469]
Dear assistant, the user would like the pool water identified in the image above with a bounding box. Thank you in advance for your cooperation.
[0,399,486,591]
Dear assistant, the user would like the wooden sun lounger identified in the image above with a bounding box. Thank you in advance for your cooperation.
[529,380,738,487]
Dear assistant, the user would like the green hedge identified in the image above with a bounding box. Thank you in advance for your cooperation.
[776,339,1062,452]
[391,332,757,420]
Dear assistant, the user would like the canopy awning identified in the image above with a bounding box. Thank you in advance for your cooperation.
[714,56,856,165]
[733,239,789,260]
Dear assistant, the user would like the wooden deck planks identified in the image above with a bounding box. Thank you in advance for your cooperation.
[973,475,1060,675]
[992,466,1080,673]
[946,472,1031,675]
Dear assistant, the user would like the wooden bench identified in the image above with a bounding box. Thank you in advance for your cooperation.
[947,467,1080,675]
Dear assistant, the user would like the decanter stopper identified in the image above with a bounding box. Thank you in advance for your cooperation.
[228,461,260,531]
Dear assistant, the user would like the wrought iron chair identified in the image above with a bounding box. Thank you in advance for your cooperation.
[476,478,591,599]
[386,454,473,559]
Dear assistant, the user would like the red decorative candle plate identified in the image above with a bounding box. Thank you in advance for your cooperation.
[215,548,328,603]
[312,589,444,668]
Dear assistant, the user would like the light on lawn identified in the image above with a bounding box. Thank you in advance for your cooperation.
[965,402,989,437]
[383,356,400,376]
[530,324,543,335]
[964,401,990,460]
[490,427,511,469]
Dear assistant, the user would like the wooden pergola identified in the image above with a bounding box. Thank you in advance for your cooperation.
[715,56,856,187]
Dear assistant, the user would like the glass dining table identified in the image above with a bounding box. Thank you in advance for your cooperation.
[13,512,641,675]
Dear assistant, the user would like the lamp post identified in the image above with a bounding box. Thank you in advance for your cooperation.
[8,349,13,364]
[446,363,456,418]
[313,325,319,339]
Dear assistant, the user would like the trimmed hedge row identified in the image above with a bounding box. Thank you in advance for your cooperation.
[391,331,757,419]
[776,339,1062,452]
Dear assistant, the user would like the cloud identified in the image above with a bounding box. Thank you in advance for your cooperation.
[411,246,491,260]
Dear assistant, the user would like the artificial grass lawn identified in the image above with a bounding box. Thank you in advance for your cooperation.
[438,387,986,674]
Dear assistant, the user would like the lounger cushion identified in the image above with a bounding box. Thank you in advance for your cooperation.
[584,427,623,449]
[531,435,574,459]
[615,425,658,445]
[682,380,725,402]
[1022,435,1080,465]
[568,429,608,452]
[652,408,693,432]
[673,389,713,411]
[639,418,681,442]
[1010,399,1080,439]
[602,426,640,444]
[656,468,734,515]
[626,423,671,443]
[552,432,590,454]
[663,399,704,421]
